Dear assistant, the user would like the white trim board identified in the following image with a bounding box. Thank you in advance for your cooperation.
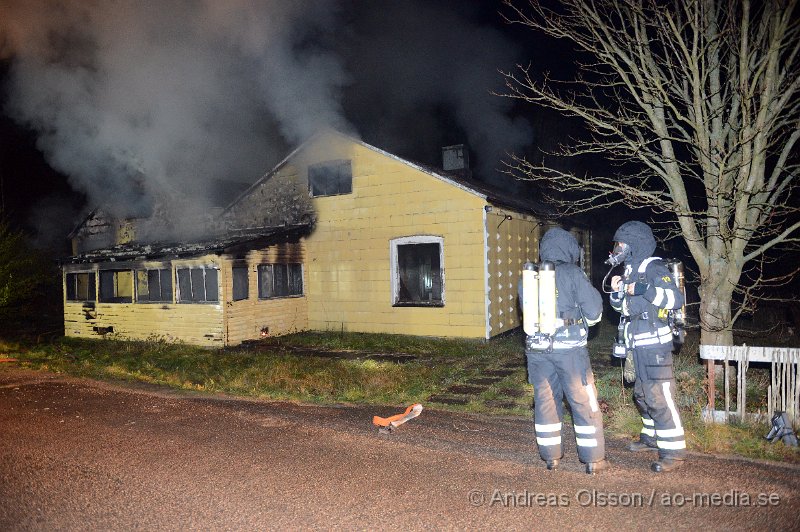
[700,345,800,363]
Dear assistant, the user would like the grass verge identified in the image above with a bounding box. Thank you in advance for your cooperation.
[1,324,798,464]
[0,332,520,406]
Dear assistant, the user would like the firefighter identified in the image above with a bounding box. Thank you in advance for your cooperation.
[608,221,686,472]
[520,227,606,474]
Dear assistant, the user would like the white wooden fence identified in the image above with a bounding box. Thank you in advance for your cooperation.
[699,345,800,427]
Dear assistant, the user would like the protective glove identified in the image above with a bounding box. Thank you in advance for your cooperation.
[624,350,636,384]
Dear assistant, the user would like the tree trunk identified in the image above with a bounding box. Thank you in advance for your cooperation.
[700,272,733,415]
[699,275,735,347]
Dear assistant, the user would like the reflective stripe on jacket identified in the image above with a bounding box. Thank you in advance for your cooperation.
[610,257,684,350]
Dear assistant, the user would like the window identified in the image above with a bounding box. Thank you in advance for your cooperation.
[390,236,444,306]
[258,264,303,298]
[136,268,173,303]
[232,266,249,301]
[176,267,219,303]
[99,270,133,303]
[66,272,96,301]
[308,160,352,197]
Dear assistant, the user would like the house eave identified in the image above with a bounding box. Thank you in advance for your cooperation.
[60,223,312,266]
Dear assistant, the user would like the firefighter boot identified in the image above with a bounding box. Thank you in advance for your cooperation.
[651,458,685,473]
[585,459,609,475]
[546,458,560,470]
[627,440,657,452]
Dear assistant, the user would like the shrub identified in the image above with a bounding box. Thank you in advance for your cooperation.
[0,219,54,317]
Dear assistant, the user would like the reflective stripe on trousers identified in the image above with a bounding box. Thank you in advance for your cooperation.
[631,348,686,459]
[527,347,605,464]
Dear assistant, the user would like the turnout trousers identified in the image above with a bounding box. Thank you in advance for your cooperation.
[632,347,687,460]
[526,347,605,464]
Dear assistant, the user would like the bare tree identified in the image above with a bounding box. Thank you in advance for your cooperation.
[500,0,800,346]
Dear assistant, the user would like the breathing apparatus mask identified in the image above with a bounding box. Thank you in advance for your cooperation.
[604,240,632,360]
[604,241,631,267]
[601,241,631,295]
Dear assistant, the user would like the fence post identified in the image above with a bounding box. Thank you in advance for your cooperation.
[707,359,715,412]
[700,344,800,427]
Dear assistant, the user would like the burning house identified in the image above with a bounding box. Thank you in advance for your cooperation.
[61,129,591,346]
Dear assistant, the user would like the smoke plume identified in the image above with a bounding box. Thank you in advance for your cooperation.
[0,0,532,238]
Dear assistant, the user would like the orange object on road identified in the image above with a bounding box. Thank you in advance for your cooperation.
[372,403,423,431]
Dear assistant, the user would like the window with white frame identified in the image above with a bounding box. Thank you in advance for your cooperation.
[176,267,219,303]
[390,236,444,306]
[258,264,303,298]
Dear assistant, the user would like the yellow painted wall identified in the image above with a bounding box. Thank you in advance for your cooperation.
[485,208,541,337]
[283,135,489,338]
[63,256,225,347]
[116,220,135,244]
[63,244,310,347]
[64,301,224,346]
[223,243,308,345]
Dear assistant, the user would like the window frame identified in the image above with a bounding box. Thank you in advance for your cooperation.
[257,263,304,299]
[389,235,445,307]
[232,265,250,302]
[308,159,352,197]
[135,267,174,303]
[175,266,219,304]
[65,271,96,302]
[98,269,134,304]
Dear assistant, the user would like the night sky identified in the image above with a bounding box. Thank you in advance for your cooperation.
[0,1,592,255]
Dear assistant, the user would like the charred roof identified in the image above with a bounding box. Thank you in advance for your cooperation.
[60,223,312,265]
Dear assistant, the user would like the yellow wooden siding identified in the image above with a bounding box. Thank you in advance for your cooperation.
[298,137,489,338]
[485,209,540,337]
[64,302,224,346]
[116,220,135,244]
[64,245,310,347]
[63,304,100,337]
[222,244,308,345]
[63,255,226,347]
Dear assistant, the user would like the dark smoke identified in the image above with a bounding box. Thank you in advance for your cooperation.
[0,1,532,239]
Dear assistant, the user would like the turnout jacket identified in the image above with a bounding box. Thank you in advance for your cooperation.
[520,228,602,349]
[609,222,684,351]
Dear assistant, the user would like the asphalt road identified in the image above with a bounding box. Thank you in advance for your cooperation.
[1,366,798,530]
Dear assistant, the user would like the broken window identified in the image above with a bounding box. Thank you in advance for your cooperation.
[232,266,249,301]
[66,272,96,302]
[99,270,134,303]
[258,263,303,298]
[308,160,352,197]
[391,237,444,306]
[176,267,219,303]
[136,268,173,303]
